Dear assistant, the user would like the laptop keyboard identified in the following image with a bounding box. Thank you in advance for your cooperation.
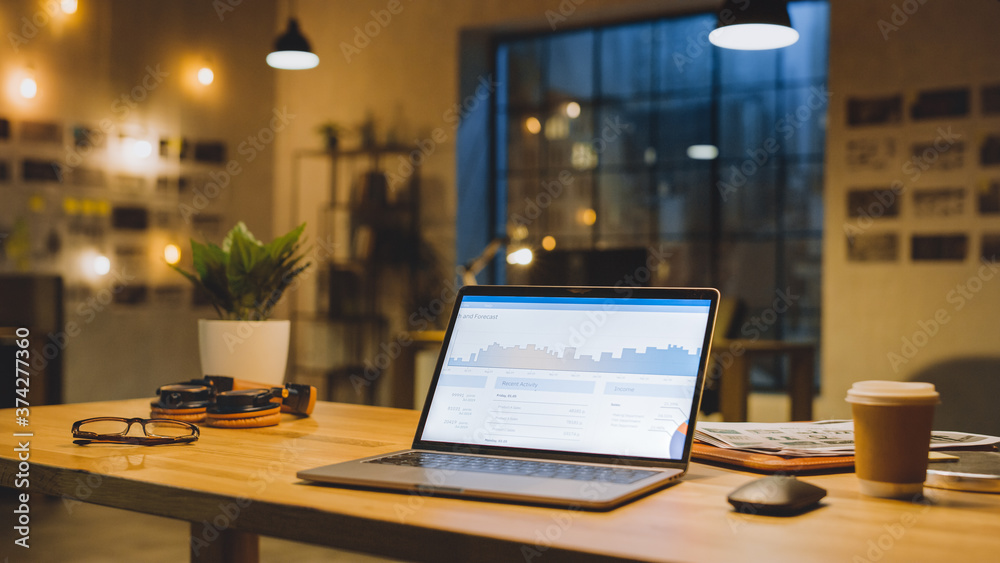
[365,452,657,484]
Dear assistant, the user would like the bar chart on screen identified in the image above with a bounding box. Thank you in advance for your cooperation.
[448,342,703,376]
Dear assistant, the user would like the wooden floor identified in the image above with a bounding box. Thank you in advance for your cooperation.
[1,490,399,562]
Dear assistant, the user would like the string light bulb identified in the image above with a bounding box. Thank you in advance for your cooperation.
[124,138,153,159]
[506,248,534,266]
[19,76,37,99]
[197,66,214,85]
[93,255,111,276]
[163,244,182,265]
[525,117,541,135]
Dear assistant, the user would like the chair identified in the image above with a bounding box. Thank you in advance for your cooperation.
[909,358,1000,436]
[707,298,816,422]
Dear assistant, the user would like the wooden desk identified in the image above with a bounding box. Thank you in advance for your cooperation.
[4,399,1000,563]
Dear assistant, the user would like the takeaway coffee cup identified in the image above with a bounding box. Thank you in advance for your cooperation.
[846,380,939,499]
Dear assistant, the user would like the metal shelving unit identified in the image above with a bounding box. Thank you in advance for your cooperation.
[290,146,420,404]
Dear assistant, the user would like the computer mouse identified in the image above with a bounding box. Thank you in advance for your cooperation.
[727,475,826,516]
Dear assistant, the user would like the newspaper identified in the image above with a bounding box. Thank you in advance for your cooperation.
[695,420,1000,457]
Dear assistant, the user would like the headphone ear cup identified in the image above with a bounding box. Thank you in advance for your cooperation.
[281,383,317,415]
[205,405,281,428]
[205,389,282,428]
[150,405,207,423]
[151,384,213,422]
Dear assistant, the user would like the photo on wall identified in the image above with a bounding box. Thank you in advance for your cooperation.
[847,232,898,262]
[22,158,63,182]
[981,135,1000,167]
[845,138,896,170]
[847,188,901,218]
[71,167,107,187]
[910,87,970,120]
[846,95,902,127]
[978,179,1000,214]
[913,187,965,218]
[20,120,63,144]
[911,234,968,262]
[983,233,1000,261]
[982,84,1000,115]
[911,140,964,170]
[194,141,227,163]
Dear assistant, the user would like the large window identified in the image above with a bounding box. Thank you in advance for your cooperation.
[488,2,829,390]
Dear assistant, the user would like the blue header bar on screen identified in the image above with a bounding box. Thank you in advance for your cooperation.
[460,295,711,313]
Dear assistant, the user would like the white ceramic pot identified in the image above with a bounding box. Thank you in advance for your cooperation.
[198,319,290,386]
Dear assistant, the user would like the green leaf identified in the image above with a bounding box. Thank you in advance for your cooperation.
[222,221,262,253]
[258,262,311,319]
[173,222,310,320]
[227,230,268,306]
[266,223,306,262]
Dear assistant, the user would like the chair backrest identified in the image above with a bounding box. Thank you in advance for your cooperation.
[712,297,742,344]
[910,358,1000,436]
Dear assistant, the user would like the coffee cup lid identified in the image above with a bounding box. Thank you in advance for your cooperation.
[846,380,939,406]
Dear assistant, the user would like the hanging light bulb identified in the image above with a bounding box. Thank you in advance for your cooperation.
[267,18,319,69]
[709,0,799,51]
[61,0,78,14]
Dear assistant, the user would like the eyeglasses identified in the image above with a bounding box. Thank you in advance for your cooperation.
[72,417,200,445]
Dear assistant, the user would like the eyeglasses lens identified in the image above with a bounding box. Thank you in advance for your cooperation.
[146,420,195,438]
[78,419,130,436]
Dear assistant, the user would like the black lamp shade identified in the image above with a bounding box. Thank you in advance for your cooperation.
[273,18,313,53]
[710,0,798,50]
[267,18,320,69]
[716,0,793,28]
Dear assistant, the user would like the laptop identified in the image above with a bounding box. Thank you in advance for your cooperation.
[298,285,719,510]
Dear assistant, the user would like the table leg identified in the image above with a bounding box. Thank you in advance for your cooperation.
[191,523,259,563]
[788,347,815,421]
[720,352,750,422]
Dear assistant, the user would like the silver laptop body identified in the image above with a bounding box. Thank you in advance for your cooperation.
[298,285,719,510]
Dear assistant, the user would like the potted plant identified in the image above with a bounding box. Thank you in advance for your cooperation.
[172,222,310,385]
[316,121,343,151]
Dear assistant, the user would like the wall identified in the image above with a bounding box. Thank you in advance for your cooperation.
[818,0,1000,420]
[274,0,716,404]
[273,0,716,252]
[279,0,1000,420]
[0,0,279,401]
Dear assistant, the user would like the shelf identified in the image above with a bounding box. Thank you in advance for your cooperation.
[290,144,422,407]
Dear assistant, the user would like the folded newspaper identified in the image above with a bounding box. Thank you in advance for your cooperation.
[694,420,1000,457]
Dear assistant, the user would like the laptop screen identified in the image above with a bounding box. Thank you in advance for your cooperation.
[416,288,716,462]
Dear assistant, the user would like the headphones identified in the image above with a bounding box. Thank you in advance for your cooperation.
[150,376,317,429]
[194,376,317,416]
[205,389,282,428]
[150,384,214,423]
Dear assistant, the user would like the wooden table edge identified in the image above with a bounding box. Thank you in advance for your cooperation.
[0,458,657,563]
